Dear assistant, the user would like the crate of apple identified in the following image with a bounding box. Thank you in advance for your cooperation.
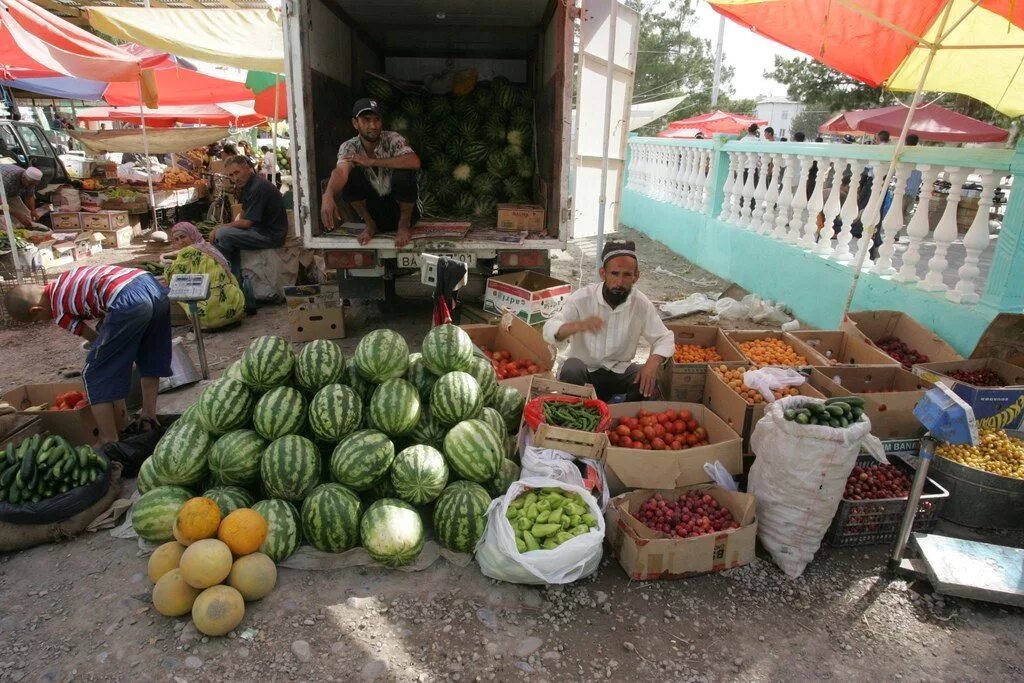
[844,464,912,501]
[875,336,929,369]
[607,408,709,450]
[481,348,542,379]
[632,491,740,538]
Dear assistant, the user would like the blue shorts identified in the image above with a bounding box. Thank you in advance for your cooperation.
[83,274,172,404]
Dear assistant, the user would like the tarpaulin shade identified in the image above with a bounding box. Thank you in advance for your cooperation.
[820,103,1009,142]
[77,103,265,128]
[69,126,235,154]
[88,7,284,73]
[629,96,686,131]
[104,66,255,107]
[0,76,107,100]
[658,110,767,138]
[245,70,286,118]
[710,0,1024,116]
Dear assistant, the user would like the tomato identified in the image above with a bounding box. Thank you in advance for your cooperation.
[693,427,707,440]
[679,409,693,422]
[625,417,639,430]
[686,433,699,445]
[526,365,539,374]
[652,437,666,450]
[620,437,632,448]
[657,413,670,425]
[631,429,644,441]
[653,424,666,438]
[686,419,699,432]
[670,439,683,450]
[672,420,686,434]
[609,433,619,445]
[666,410,678,421]
[615,424,630,437]
[642,426,656,439]
[73,399,88,409]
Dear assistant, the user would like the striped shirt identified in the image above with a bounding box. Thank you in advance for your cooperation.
[543,283,675,373]
[45,265,144,336]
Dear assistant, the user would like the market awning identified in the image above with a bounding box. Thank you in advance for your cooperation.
[69,126,234,154]
[0,75,107,100]
[76,102,265,128]
[87,7,284,73]
[104,64,255,107]
[822,103,1009,143]
[657,110,767,138]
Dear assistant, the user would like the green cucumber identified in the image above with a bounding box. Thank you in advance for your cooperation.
[77,447,89,469]
[825,404,848,416]
[20,446,35,482]
[4,442,14,465]
[1,463,18,487]
[9,484,21,504]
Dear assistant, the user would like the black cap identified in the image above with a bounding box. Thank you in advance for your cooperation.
[352,98,382,118]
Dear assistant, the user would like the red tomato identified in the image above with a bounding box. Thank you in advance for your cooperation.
[666,410,678,421]
[686,433,699,445]
[639,409,650,418]
[609,433,619,445]
[686,419,699,432]
[642,426,656,439]
[615,425,630,437]
[694,427,707,440]
[631,429,644,441]
[657,413,670,425]
[652,437,666,450]
[526,365,539,374]
[679,409,693,422]
[653,424,666,438]
[672,420,686,434]
[670,439,683,450]
[73,399,88,409]
[621,437,632,448]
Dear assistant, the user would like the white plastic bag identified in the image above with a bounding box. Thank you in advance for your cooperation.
[475,477,604,585]
[712,294,792,325]
[743,367,807,402]
[659,292,717,317]
[520,443,611,511]
[748,396,883,579]
[703,460,739,491]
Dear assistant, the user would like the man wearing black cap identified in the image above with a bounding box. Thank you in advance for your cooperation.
[320,98,422,248]
[543,241,674,402]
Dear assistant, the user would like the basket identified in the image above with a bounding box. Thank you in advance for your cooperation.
[825,454,948,548]
[523,395,611,433]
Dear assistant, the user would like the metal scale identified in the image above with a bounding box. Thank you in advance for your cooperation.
[890,383,1024,607]
[167,273,211,380]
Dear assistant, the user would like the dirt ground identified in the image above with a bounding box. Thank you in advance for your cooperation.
[2,227,1024,682]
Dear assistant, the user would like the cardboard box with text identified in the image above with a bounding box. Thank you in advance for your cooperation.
[496,203,545,232]
[482,271,572,326]
[913,358,1024,430]
[462,313,556,396]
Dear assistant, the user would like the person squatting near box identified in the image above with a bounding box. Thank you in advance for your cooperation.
[543,241,674,402]
[3,265,172,446]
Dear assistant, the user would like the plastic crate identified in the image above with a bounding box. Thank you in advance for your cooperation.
[825,454,949,548]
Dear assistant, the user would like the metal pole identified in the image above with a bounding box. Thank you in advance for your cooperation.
[0,168,23,282]
[136,80,160,230]
[889,438,935,572]
[188,302,210,379]
[710,16,726,107]
[595,0,620,274]
[272,73,280,183]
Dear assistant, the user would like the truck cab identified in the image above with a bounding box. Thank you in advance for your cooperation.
[0,119,70,190]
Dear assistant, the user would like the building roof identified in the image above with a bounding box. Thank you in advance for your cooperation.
[756,96,801,105]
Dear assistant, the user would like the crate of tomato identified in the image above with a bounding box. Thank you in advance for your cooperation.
[520,377,610,459]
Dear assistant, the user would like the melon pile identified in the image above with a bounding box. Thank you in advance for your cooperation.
[148,497,276,637]
[133,327,528,568]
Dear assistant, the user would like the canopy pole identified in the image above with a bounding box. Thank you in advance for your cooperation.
[272,73,280,182]
[1,170,23,282]
[136,80,159,230]
[840,0,956,318]
[595,0,619,275]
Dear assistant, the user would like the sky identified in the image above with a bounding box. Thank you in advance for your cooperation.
[688,0,804,101]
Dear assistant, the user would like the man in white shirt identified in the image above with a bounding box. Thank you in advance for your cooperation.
[543,241,675,402]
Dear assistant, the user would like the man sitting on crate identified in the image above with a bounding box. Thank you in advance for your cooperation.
[544,241,674,402]
[319,98,422,248]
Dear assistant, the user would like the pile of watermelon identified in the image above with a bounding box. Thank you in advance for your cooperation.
[133,326,528,568]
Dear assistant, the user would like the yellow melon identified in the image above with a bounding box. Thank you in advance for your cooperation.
[152,568,201,617]
[217,508,268,556]
[178,538,233,589]
[172,518,195,547]
[227,552,277,601]
[148,541,186,583]
[175,497,222,544]
[191,585,245,636]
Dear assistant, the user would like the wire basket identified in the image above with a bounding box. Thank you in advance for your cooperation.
[825,454,949,548]
[0,264,48,329]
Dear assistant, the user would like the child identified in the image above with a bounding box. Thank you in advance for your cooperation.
[3,265,172,445]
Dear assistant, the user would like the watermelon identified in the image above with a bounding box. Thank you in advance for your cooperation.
[353,329,409,383]
[485,458,521,497]
[365,472,396,503]
[177,402,203,425]
[472,198,496,219]
[452,192,475,217]
[421,324,474,375]
[433,481,491,553]
[344,364,375,404]
[207,429,266,488]
[240,335,294,392]
[443,419,503,483]
[308,384,362,443]
[488,385,526,433]
[483,118,507,145]
[463,141,490,164]
[201,486,256,517]
[131,485,192,542]
[149,422,211,487]
[300,483,362,553]
[253,386,307,440]
[252,499,301,563]
[478,406,508,444]
[486,150,513,177]
[472,172,500,197]
[400,96,425,118]
[359,498,425,567]
[196,377,253,435]
[330,429,396,491]
[136,457,158,494]
[465,356,498,404]
[368,378,421,438]
[404,353,438,401]
[492,76,515,109]
[260,435,321,502]
[390,445,448,505]
[427,95,451,119]
[452,163,473,184]
[405,408,447,451]
[294,339,346,394]
[514,154,534,179]
[222,360,244,382]
[364,76,394,104]
[430,371,483,426]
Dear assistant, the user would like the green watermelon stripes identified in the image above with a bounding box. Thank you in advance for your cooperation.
[330,429,396,491]
[295,339,346,394]
[149,422,211,487]
[430,371,483,426]
[443,419,503,484]
[391,445,448,505]
[353,329,409,383]
[253,386,307,440]
[197,377,254,435]
[420,324,474,375]
[308,384,362,442]
[300,483,362,553]
[207,429,266,488]
[252,499,301,563]
[433,481,492,554]
[360,498,424,567]
[260,435,321,502]
[369,378,421,438]
[201,486,256,516]
[240,335,294,392]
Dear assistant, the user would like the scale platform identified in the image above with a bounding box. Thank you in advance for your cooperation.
[901,533,1024,607]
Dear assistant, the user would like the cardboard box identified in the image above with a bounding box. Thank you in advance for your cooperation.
[605,485,757,580]
[2,382,125,445]
[843,311,962,364]
[282,284,340,310]
[913,358,1024,430]
[51,211,82,230]
[289,304,345,342]
[724,330,831,367]
[809,367,934,441]
[462,313,556,396]
[603,401,742,491]
[81,210,130,232]
[790,330,900,367]
[496,203,545,232]
[703,368,825,453]
[483,271,572,326]
[666,324,747,402]
[95,226,133,249]
[517,377,609,459]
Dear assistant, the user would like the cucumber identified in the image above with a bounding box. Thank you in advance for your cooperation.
[807,402,828,416]
[839,416,849,428]
[4,442,14,465]
[828,418,840,428]
[784,409,797,421]
[825,404,848,416]
[20,447,35,483]
[795,412,810,425]
[9,484,21,504]
[77,447,89,469]
[1,463,18,487]
[0,486,6,502]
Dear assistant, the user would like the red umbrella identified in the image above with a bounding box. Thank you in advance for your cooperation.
[102,45,256,107]
[78,103,266,128]
[823,103,1008,143]
[660,110,767,138]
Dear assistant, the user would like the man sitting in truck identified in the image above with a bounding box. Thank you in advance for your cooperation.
[543,241,675,402]
[319,98,422,248]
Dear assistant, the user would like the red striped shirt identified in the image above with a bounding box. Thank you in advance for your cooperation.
[44,265,144,336]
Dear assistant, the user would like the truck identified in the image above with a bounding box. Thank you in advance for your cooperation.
[283,0,638,304]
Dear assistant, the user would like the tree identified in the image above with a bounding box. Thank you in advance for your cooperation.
[789,108,835,139]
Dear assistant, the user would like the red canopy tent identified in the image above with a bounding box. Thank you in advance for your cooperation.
[102,44,255,107]
[77,103,266,128]
[819,104,1009,143]
[657,110,767,138]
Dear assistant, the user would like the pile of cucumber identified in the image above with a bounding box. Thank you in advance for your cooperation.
[784,397,865,428]
[0,434,108,504]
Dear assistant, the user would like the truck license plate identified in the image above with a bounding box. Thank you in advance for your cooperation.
[397,252,476,269]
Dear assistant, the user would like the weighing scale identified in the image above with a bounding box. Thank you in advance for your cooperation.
[167,273,211,380]
[890,383,1024,607]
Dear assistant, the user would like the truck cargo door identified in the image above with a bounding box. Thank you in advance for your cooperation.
[570,0,639,243]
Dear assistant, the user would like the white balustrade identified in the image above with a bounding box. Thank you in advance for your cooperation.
[773,155,795,240]
[832,159,866,262]
[894,165,938,283]
[739,154,759,228]
[686,149,702,211]
[749,153,770,230]
[786,157,809,244]
[801,157,826,249]
[669,147,684,206]
[702,150,715,214]
[949,170,994,303]
[759,154,782,234]
[852,172,887,267]
[919,169,965,292]
[728,154,746,224]
[817,161,842,255]
[720,153,738,221]
[871,162,909,276]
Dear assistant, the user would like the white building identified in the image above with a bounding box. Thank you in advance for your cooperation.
[754,97,805,139]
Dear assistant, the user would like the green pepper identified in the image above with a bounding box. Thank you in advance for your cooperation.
[523,530,540,551]
[524,492,538,507]
[518,517,532,531]
[516,538,527,553]
[561,516,573,530]
[548,508,562,525]
[531,523,561,538]
[526,503,539,519]
[569,514,581,527]
[542,538,560,550]
[510,498,525,510]
[506,507,520,520]
[572,524,590,536]
[581,513,597,527]
[536,510,550,524]
[555,531,574,544]
[536,499,551,512]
